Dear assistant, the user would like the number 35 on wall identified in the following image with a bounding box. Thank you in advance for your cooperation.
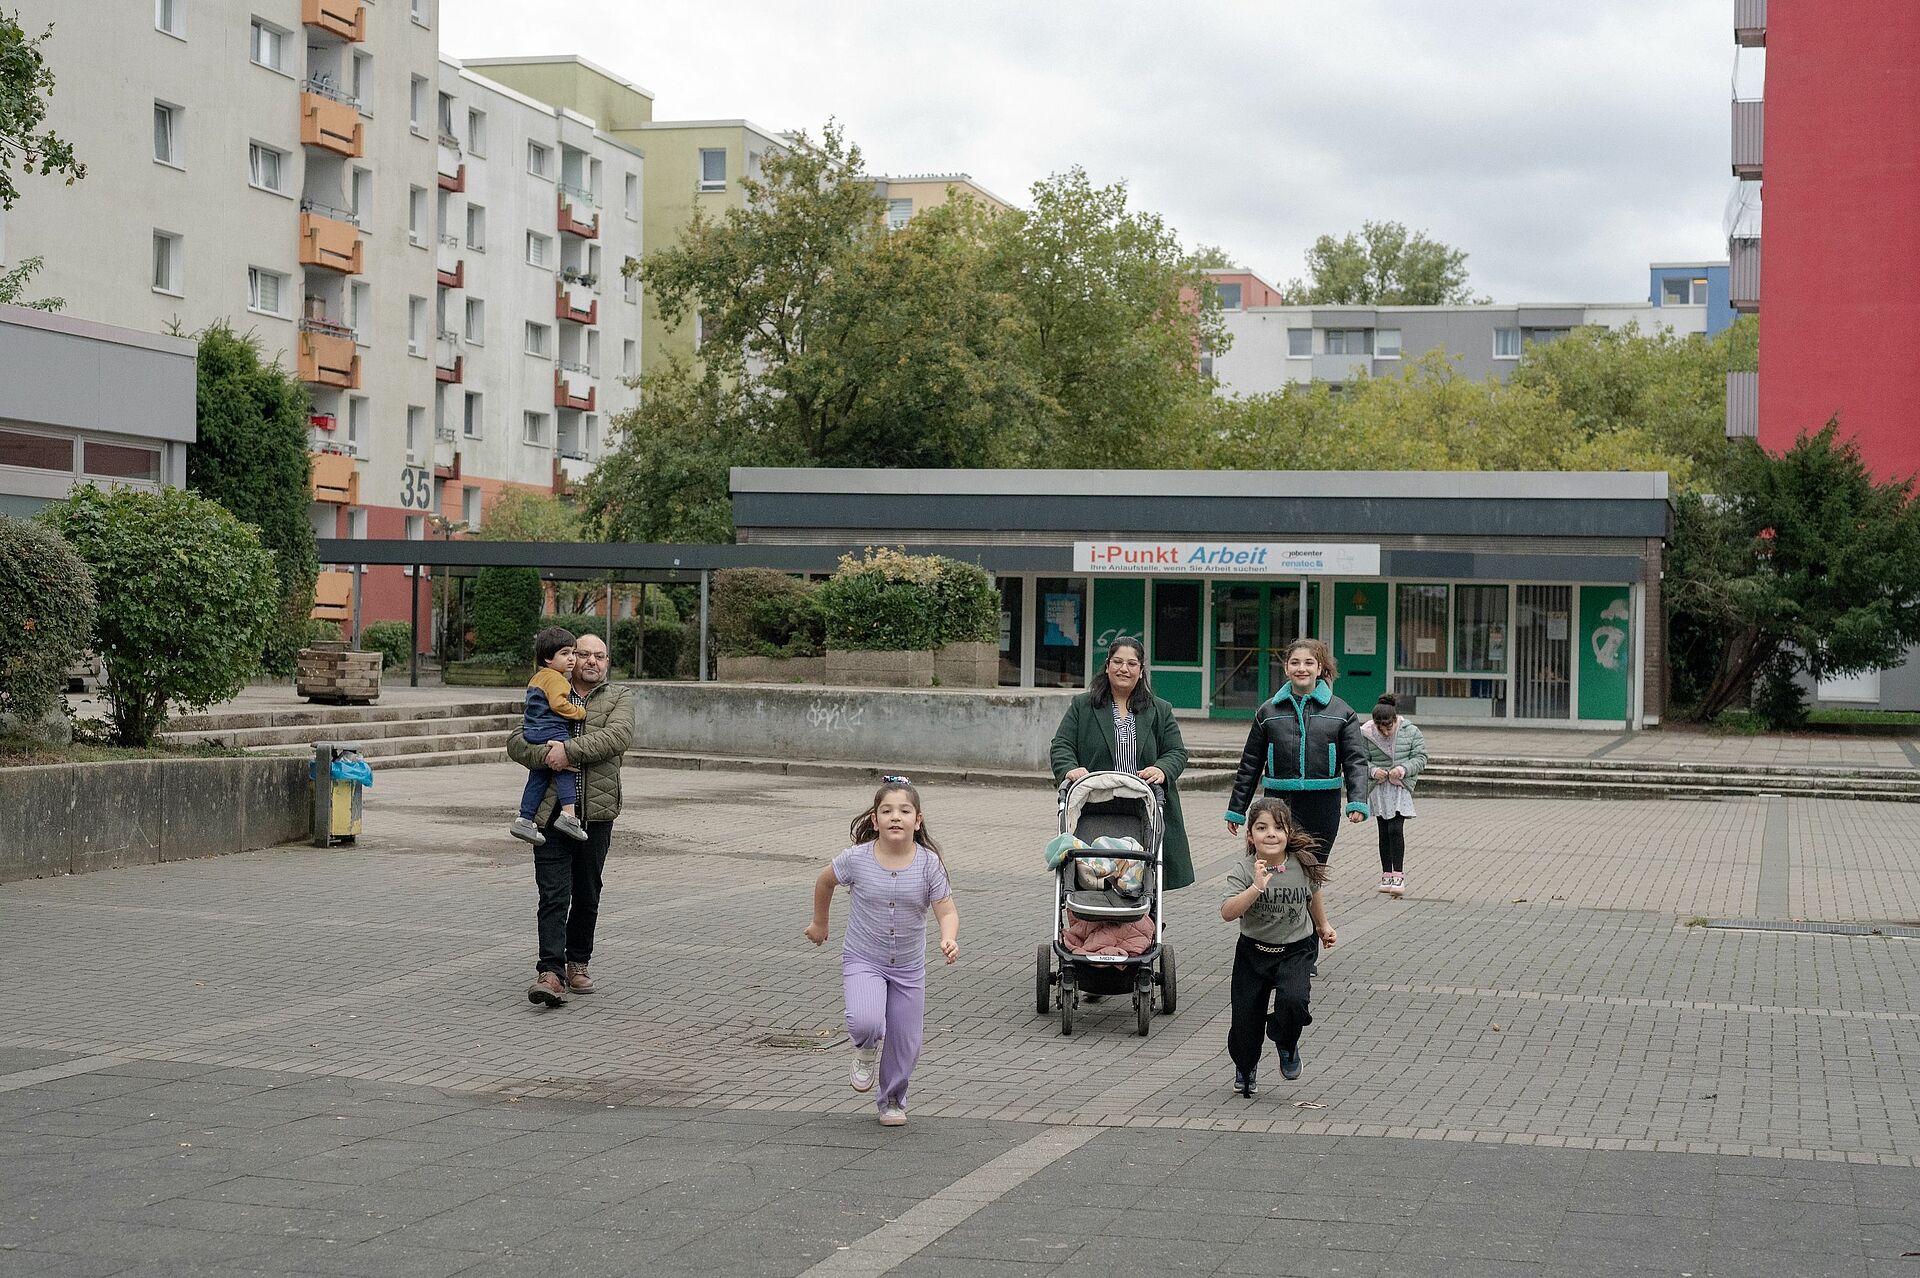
[398,466,434,510]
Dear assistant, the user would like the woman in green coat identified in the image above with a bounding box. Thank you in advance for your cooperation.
[1049,636,1194,890]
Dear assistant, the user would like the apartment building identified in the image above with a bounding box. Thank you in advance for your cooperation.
[463,57,786,377]
[1648,261,1733,336]
[1204,269,1710,398]
[432,56,644,534]
[869,174,1013,229]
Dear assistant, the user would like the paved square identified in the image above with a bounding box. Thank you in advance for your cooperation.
[2,763,1916,1274]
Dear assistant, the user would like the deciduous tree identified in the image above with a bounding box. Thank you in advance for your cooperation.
[1286,220,1483,305]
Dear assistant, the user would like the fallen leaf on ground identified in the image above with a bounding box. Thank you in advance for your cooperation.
[1490,1023,1502,1032]
[1295,1101,1326,1109]
[1511,898,1529,904]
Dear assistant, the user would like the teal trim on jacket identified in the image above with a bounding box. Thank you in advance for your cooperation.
[1050,691,1194,890]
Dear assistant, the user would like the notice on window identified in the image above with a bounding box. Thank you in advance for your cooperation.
[1415,637,1437,655]
[1343,615,1377,656]
[1218,622,1234,643]
[998,610,1013,653]
[1547,612,1569,642]
[1042,594,1082,648]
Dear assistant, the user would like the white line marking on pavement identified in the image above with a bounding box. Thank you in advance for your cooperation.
[797,1125,1100,1276]
[0,1055,126,1093]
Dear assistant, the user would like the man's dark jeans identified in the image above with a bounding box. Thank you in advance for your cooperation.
[534,819,612,976]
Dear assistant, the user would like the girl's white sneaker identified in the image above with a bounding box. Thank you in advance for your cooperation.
[1375,873,1393,893]
[1387,874,1406,897]
[850,1043,880,1092]
[878,1105,908,1127]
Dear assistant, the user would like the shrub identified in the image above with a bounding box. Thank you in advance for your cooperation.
[611,616,689,678]
[263,617,346,676]
[0,515,97,727]
[817,548,942,652]
[712,568,815,657]
[360,620,415,670]
[1753,654,1810,732]
[538,613,613,643]
[928,557,998,646]
[40,485,278,746]
[472,567,543,659]
[750,590,826,657]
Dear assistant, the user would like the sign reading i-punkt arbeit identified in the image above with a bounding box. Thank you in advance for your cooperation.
[1073,542,1382,576]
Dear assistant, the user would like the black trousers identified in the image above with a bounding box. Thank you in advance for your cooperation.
[1377,815,1406,873]
[533,818,612,975]
[1227,934,1318,1070]
[1280,789,1344,864]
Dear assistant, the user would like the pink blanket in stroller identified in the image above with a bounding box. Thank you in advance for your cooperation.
[1062,913,1155,957]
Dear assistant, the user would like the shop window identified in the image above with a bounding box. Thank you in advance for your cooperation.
[1032,577,1087,689]
[1394,584,1448,671]
[0,427,75,472]
[998,577,1024,687]
[1453,585,1508,673]
[1151,581,1202,665]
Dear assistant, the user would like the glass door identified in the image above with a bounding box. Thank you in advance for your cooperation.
[1513,585,1572,719]
[1262,583,1303,701]
[1211,584,1265,714]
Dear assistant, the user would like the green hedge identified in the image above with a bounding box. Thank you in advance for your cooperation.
[817,549,997,652]
[472,567,543,659]
[360,620,414,670]
[0,515,96,726]
[611,617,689,679]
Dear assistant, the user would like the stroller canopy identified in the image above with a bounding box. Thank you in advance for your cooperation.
[1063,771,1162,845]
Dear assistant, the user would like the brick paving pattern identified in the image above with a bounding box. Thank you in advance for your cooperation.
[3,762,1916,1274]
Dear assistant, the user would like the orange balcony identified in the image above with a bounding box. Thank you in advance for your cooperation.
[437,162,465,192]
[436,233,463,288]
[554,364,597,411]
[436,332,463,383]
[298,321,361,389]
[556,279,597,325]
[301,0,365,41]
[558,188,599,239]
[311,571,354,622]
[299,209,363,274]
[301,89,363,159]
[310,451,359,505]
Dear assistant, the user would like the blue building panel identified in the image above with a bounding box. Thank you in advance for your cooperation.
[1648,263,1735,335]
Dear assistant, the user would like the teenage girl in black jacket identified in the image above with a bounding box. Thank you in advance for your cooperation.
[1224,638,1370,863]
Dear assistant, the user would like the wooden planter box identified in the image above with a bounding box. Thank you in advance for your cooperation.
[825,648,934,688]
[295,642,382,704]
[717,654,828,684]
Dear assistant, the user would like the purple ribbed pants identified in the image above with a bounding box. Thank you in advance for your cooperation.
[843,955,926,1112]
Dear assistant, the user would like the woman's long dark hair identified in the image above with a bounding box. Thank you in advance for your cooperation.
[1089,636,1153,712]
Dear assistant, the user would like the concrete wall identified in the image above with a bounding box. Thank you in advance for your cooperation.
[0,756,311,884]
[628,683,1084,772]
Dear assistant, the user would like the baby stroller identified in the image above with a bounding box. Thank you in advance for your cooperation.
[1036,771,1178,1036]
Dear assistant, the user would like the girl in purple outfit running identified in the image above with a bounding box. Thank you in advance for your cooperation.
[804,777,960,1127]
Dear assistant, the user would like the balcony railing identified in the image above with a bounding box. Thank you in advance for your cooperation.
[309,451,359,504]
[554,362,597,411]
[435,233,464,288]
[1725,371,1758,438]
[1735,0,1766,46]
[437,142,465,192]
[301,0,365,41]
[556,279,598,325]
[1731,99,1764,179]
[301,89,363,159]
[1729,235,1761,312]
[557,186,600,240]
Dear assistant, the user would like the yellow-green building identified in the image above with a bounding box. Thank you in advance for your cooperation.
[463,56,786,375]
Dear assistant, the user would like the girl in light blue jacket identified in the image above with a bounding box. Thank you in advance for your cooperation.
[1358,694,1427,897]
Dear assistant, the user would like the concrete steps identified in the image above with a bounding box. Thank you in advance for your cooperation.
[161,698,523,770]
[167,698,521,735]
[164,713,521,750]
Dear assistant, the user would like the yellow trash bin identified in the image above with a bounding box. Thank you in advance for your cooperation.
[312,742,369,846]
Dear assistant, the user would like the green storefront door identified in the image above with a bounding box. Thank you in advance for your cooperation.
[1331,581,1388,711]
[1210,582,1315,718]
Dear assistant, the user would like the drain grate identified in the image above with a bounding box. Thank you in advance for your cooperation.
[756,1033,837,1051]
[1704,918,1920,940]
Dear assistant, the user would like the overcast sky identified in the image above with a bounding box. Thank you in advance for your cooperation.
[442,0,1740,304]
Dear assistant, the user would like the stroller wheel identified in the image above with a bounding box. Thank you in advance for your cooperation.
[1134,978,1152,1037]
[1059,973,1075,1037]
[1158,947,1178,1016]
[1035,944,1052,1016]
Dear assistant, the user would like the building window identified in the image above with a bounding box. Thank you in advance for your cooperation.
[1524,327,1570,347]
[1325,328,1372,356]
[622,339,637,377]
[407,185,427,245]
[526,231,550,267]
[460,485,480,529]
[1493,327,1521,359]
[345,396,368,456]
[351,51,371,114]
[464,297,484,344]
[246,266,287,316]
[249,20,286,72]
[467,108,487,156]
[153,103,179,166]
[436,91,455,139]
[524,321,551,357]
[155,0,183,37]
[348,281,371,345]
[1213,281,1242,310]
[527,141,552,179]
[407,296,427,355]
[346,508,368,540]
[246,142,286,194]
[0,427,76,473]
[1198,354,1213,379]
[1395,584,1449,671]
[1376,328,1403,358]
[405,514,424,541]
[350,167,372,229]
[408,75,427,134]
[623,259,638,304]
[405,405,425,461]
[886,197,913,230]
[1454,585,1509,674]
[523,411,549,446]
[1287,328,1311,357]
[698,148,726,191]
[151,230,182,294]
[462,392,485,440]
[624,172,638,219]
[410,0,429,25]
[84,441,162,483]
[693,311,705,350]
[466,203,486,251]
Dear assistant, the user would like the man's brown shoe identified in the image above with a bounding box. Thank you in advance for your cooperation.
[565,962,595,994]
[527,972,568,1007]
